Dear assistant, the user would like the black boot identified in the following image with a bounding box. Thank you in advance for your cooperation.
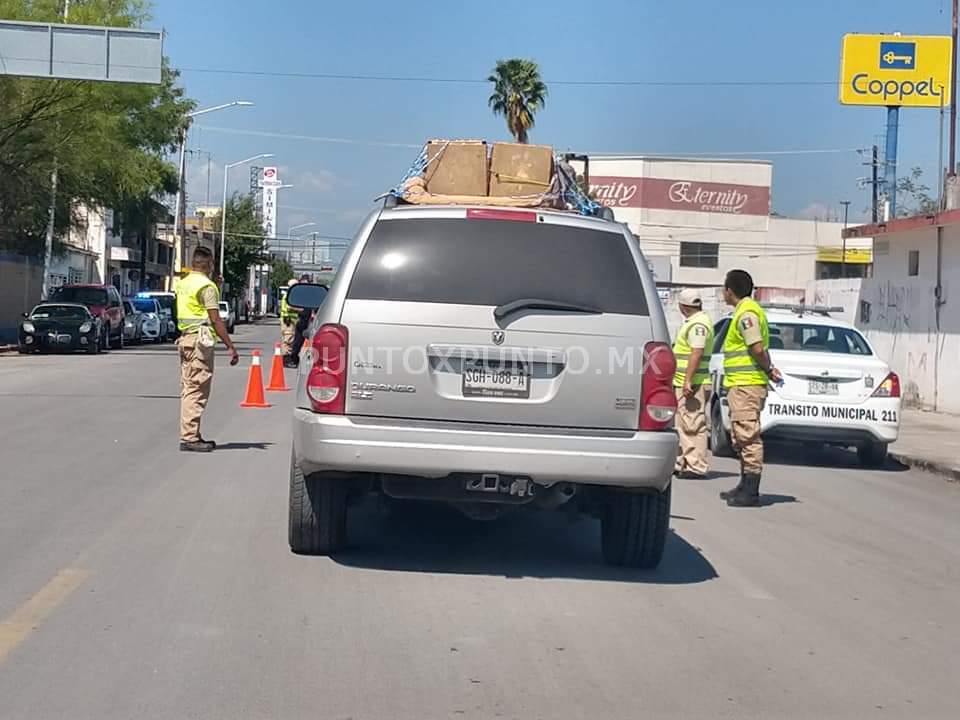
[180,439,215,453]
[719,472,744,500]
[726,473,761,507]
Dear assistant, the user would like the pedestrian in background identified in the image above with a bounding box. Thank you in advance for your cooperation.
[718,269,782,506]
[279,278,299,356]
[672,288,713,479]
[175,246,239,453]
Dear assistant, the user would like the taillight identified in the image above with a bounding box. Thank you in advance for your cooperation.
[872,372,901,398]
[640,342,678,430]
[306,324,348,414]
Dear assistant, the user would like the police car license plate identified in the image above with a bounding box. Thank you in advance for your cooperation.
[462,360,530,399]
[808,380,839,395]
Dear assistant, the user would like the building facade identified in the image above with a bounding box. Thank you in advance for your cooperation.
[584,156,872,289]
[827,210,960,414]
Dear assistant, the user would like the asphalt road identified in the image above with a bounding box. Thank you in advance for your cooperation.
[1,321,958,720]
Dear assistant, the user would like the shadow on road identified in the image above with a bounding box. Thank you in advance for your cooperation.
[216,441,274,451]
[763,441,907,473]
[332,500,717,585]
[759,493,799,507]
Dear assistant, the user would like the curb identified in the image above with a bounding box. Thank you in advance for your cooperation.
[890,451,960,484]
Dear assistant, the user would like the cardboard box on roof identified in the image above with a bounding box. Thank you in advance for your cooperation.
[489,143,554,197]
[424,140,488,196]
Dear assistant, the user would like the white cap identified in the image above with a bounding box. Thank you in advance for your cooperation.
[677,288,702,307]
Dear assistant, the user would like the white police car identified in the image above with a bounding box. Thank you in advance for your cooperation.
[708,304,901,467]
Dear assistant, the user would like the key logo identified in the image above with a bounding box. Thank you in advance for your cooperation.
[879,41,915,70]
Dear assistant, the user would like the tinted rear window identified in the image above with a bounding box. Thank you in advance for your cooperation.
[52,287,107,305]
[770,322,872,355]
[347,218,648,315]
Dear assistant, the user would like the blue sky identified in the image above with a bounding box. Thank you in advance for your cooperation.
[157,0,956,246]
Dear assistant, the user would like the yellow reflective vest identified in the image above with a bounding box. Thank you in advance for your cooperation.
[280,292,298,322]
[722,297,769,388]
[673,310,713,387]
[175,271,218,333]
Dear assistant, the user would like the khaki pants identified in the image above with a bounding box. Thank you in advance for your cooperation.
[675,385,709,475]
[281,318,296,355]
[178,332,215,442]
[727,385,768,474]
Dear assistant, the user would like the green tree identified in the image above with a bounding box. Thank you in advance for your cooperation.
[0,0,192,254]
[270,257,295,292]
[221,193,270,299]
[487,59,547,144]
[896,166,938,218]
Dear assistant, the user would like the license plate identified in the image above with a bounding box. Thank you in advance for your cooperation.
[808,380,839,395]
[462,360,530,398]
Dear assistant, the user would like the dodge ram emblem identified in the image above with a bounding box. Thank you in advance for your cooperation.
[492,330,505,345]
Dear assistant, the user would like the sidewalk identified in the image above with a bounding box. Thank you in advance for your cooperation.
[891,409,960,482]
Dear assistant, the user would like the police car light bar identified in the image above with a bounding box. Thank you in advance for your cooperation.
[761,303,844,317]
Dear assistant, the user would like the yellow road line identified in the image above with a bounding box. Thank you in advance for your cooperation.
[0,568,89,664]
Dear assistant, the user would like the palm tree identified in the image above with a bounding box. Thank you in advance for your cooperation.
[488,59,548,144]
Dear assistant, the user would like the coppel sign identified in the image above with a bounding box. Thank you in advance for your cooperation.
[840,34,953,107]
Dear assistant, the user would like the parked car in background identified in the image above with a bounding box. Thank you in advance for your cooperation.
[129,296,164,343]
[122,300,144,344]
[218,301,236,333]
[18,303,102,354]
[709,304,901,467]
[137,291,177,339]
[49,284,124,350]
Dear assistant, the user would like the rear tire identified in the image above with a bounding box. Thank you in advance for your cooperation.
[288,451,347,555]
[710,400,736,458]
[858,442,888,468]
[601,484,671,569]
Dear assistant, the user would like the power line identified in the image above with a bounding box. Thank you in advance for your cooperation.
[178,65,838,88]
[197,126,865,159]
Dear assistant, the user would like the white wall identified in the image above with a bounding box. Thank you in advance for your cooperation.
[805,225,960,413]
[638,217,851,289]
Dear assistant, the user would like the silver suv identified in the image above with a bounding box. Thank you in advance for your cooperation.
[287,204,678,568]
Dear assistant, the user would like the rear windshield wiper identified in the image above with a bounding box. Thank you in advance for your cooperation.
[494,298,603,321]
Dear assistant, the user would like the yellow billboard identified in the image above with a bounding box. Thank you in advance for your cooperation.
[816,247,873,264]
[839,34,953,107]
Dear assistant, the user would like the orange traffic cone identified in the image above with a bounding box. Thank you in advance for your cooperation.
[266,343,290,392]
[240,350,272,408]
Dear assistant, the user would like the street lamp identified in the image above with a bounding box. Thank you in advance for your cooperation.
[173,101,254,262]
[219,153,274,283]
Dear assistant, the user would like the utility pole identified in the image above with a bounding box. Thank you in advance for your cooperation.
[840,200,851,279]
[40,1,69,300]
[871,145,879,223]
[950,0,958,177]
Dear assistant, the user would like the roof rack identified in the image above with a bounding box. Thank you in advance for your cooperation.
[761,302,844,317]
[380,140,613,220]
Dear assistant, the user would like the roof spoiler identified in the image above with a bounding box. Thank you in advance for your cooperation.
[761,302,844,317]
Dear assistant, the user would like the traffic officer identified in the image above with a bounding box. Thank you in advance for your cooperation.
[176,246,239,453]
[284,275,314,368]
[718,269,782,506]
[279,278,299,356]
[672,288,713,479]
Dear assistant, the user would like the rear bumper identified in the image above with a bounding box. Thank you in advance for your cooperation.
[293,411,677,491]
[759,397,900,444]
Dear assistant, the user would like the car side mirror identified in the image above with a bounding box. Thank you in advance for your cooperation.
[287,283,328,310]
[22,312,28,318]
